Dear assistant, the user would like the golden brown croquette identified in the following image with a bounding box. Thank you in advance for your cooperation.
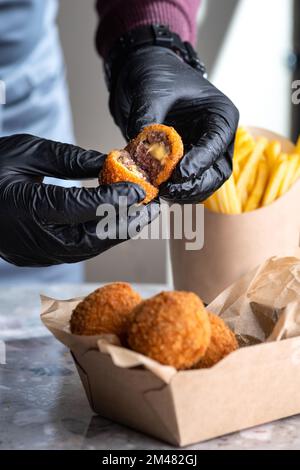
[127,291,211,370]
[100,124,184,204]
[194,312,238,369]
[70,282,142,340]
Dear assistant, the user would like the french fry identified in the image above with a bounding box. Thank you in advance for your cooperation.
[265,141,281,168]
[225,175,242,214]
[294,160,300,183]
[277,152,288,163]
[278,154,299,197]
[209,129,299,214]
[204,200,213,211]
[236,127,247,137]
[262,159,289,206]
[233,160,240,182]
[205,192,220,213]
[244,160,269,212]
[209,192,220,212]
[234,139,255,165]
[295,163,300,184]
[237,137,268,208]
[215,184,230,214]
[247,159,259,195]
[235,134,253,150]
[296,136,300,155]
[235,127,248,144]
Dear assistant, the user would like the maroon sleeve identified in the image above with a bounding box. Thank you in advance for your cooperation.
[96,0,201,59]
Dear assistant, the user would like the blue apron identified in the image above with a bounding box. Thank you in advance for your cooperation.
[0,0,83,283]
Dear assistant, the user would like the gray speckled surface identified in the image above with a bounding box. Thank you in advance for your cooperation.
[1,284,300,450]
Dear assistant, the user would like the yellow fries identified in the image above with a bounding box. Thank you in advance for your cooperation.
[294,140,300,183]
[265,141,281,168]
[244,159,269,212]
[262,159,289,206]
[215,184,230,214]
[204,192,219,213]
[296,136,300,155]
[204,128,300,214]
[233,160,240,182]
[236,137,268,208]
[293,161,300,185]
[226,175,242,214]
[234,140,255,165]
[278,154,299,196]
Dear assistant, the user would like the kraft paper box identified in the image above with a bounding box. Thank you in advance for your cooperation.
[41,257,300,447]
[171,127,300,304]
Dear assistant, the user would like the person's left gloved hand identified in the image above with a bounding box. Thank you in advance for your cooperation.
[109,46,239,203]
[0,134,159,267]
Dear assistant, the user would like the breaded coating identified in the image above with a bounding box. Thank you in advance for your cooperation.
[101,150,158,204]
[70,283,142,340]
[126,124,184,186]
[194,312,238,369]
[127,291,211,370]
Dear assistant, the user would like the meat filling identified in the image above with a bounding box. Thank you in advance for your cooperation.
[118,151,147,180]
[127,131,170,184]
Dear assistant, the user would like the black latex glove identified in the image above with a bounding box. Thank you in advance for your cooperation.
[0,134,159,267]
[109,46,239,203]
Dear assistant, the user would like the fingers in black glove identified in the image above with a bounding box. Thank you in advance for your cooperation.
[0,134,160,267]
[14,181,144,225]
[109,45,239,203]
[0,133,106,180]
[45,200,160,264]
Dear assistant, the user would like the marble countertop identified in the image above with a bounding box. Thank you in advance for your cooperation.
[1,284,300,450]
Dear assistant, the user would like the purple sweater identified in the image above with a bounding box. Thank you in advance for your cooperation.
[96,0,201,59]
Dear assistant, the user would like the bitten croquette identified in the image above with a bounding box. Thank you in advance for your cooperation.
[70,282,142,340]
[194,312,238,369]
[100,124,184,203]
[127,291,211,370]
[126,124,184,187]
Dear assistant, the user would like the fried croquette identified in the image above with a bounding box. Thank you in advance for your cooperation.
[126,124,184,187]
[127,291,211,370]
[70,282,142,339]
[194,312,238,369]
[100,124,184,203]
[101,150,159,204]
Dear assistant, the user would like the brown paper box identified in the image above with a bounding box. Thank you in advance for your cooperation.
[72,338,300,447]
[40,257,300,447]
[170,127,300,304]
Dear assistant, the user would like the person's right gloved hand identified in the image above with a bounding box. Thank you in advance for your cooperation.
[0,134,159,267]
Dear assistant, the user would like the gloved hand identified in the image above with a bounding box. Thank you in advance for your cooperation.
[0,134,159,267]
[109,46,239,203]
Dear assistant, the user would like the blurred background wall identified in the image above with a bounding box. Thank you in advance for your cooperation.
[57,0,293,283]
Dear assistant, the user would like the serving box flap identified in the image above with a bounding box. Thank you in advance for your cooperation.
[97,340,177,383]
[71,352,95,410]
[72,348,180,445]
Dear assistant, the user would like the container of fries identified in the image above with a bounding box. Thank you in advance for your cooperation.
[170,127,300,304]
